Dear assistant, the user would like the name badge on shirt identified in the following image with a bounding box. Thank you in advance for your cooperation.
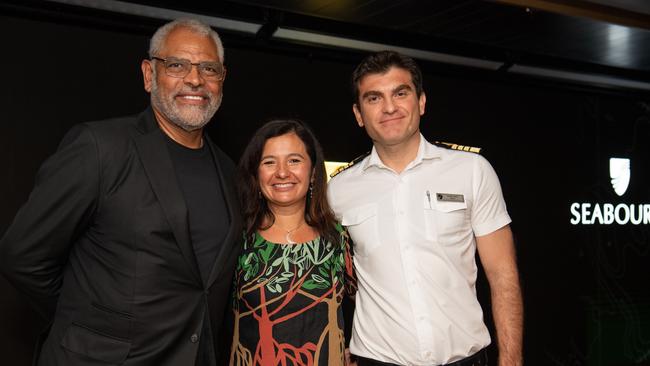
[436,193,464,203]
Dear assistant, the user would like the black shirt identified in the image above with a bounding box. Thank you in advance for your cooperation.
[165,136,230,284]
[165,136,231,366]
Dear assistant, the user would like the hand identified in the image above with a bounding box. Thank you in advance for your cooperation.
[345,348,357,366]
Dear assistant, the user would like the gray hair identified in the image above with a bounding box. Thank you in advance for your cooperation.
[148,18,225,63]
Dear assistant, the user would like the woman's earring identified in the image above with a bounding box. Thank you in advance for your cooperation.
[309,183,314,199]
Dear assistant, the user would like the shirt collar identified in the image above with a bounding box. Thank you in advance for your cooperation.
[362,133,442,171]
[362,145,384,170]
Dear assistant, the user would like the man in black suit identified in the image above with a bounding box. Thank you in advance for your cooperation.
[0,18,241,365]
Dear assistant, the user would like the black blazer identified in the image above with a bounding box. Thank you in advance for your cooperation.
[0,108,242,365]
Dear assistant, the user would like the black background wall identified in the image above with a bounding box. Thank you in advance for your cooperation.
[1,10,649,366]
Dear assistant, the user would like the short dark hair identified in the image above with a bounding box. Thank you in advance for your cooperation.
[237,119,338,245]
[351,50,423,104]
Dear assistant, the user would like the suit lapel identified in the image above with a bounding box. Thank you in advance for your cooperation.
[133,111,202,285]
[205,138,242,287]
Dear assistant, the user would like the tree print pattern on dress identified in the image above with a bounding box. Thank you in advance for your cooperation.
[230,227,355,366]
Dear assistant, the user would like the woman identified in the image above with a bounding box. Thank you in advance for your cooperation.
[230,119,355,366]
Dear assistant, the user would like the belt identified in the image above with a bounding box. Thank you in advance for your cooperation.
[356,348,488,366]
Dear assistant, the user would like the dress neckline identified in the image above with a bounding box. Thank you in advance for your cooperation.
[255,231,321,246]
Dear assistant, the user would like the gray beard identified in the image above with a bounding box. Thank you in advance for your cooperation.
[150,77,222,132]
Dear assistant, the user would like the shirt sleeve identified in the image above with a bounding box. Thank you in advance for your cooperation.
[326,177,343,221]
[470,154,511,237]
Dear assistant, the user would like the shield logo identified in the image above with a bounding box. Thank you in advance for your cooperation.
[609,158,630,196]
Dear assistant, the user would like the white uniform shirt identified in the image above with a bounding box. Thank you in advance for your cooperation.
[328,135,511,365]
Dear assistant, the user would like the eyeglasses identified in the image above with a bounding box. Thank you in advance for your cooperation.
[151,56,226,81]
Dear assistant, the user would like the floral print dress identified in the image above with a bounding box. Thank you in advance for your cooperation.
[229,225,355,366]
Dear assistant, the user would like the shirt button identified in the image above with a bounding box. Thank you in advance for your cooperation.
[424,351,432,358]
[190,334,199,343]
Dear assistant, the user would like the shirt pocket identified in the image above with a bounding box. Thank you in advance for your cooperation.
[424,196,469,245]
[341,203,380,257]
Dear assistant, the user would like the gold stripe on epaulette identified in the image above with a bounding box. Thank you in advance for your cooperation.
[329,151,370,178]
[434,141,481,154]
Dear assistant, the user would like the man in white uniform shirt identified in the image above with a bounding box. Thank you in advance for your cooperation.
[328,51,523,366]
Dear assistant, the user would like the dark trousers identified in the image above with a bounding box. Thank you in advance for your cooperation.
[356,348,488,366]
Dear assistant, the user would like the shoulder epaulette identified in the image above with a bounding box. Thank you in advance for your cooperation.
[433,141,482,154]
[329,151,370,179]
